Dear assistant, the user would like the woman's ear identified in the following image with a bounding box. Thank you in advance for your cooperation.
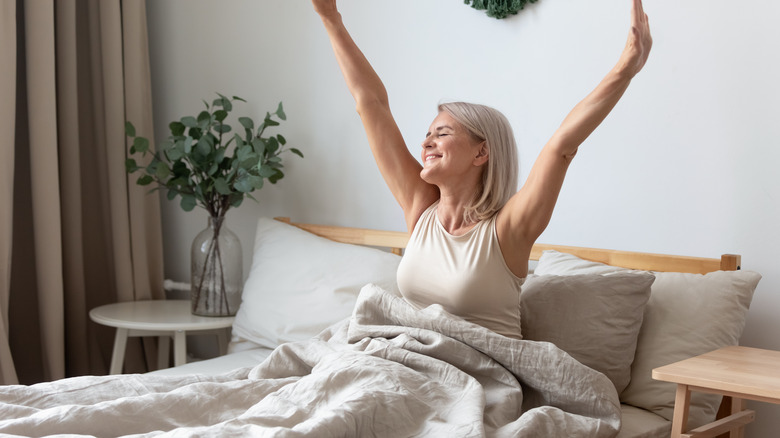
[473,141,489,166]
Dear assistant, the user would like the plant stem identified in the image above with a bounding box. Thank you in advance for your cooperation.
[193,215,233,315]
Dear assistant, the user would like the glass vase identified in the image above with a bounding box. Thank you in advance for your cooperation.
[190,215,242,316]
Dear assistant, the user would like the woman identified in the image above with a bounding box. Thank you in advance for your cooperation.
[312,0,652,339]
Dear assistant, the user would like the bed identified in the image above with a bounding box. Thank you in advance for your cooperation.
[0,217,761,437]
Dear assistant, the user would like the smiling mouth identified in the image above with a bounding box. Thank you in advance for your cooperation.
[424,155,441,162]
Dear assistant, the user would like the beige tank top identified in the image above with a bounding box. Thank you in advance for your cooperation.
[397,202,525,339]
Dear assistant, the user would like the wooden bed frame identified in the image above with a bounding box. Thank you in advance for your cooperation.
[276,217,741,273]
[277,216,741,434]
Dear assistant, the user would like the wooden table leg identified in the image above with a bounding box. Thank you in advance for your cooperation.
[671,384,692,438]
[109,328,128,375]
[730,397,747,438]
[173,330,187,367]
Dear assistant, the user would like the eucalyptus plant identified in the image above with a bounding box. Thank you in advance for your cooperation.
[125,93,302,219]
[125,93,303,315]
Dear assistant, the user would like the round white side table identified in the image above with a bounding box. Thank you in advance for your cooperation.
[89,300,235,374]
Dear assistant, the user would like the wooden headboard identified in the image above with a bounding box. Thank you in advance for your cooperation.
[275,217,740,274]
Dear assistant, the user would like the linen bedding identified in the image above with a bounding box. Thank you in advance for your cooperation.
[0,285,622,437]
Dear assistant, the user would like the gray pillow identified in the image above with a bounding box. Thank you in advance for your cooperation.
[521,272,655,393]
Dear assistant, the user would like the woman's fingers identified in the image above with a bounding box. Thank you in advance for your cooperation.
[624,0,652,76]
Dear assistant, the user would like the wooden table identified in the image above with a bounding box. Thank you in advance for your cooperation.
[652,346,780,438]
[90,300,235,374]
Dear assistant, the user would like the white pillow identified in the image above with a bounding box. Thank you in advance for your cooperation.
[231,218,402,350]
[536,250,761,430]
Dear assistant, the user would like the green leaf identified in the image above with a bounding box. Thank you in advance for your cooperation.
[125,121,136,137]
[189,127,203,140]
[251,137,266,155]
[214,110,228,122]
[167,189,178,200]
[137,174,154,186]
[216,93,232,112]
[133,137,150,154]
[184,136,193,154]
[290,147,304,158]
[166,145,184,161]
[170,176,189,188]
[237,145,254,163]
[233,173,255,193]
[241,157,260,170]
[180,194,197,211]
[258,164,276,178]
[208,162,218,175]
[201,133,215,149]
[172,161,190,177]
[238,117,254,131]
[159,138,174,150]
[170,121,186,136]
[197,110,210,123]
[266,136,279,154]
[214,178,231,195]
[125,158,138,173]
[276,102,286,120]
[215,147,226,165]
[229,193,245,208]
[196,138,211,156]
[263,113,280,127]
[269,169,284,184]
[181,116,198,128]
[232,95,246,103]
[276,134,287,145]
[215,124,232,134]
[252,176,265,190]
[230,134,243,149]
[156,163,171,180]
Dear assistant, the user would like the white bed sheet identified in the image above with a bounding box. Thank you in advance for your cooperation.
[147,347,273,377]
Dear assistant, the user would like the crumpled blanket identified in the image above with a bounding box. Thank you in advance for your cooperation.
[0,285,621,437]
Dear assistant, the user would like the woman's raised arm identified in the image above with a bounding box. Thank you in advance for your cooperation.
[498,0,652,260]
[313,1,438,231]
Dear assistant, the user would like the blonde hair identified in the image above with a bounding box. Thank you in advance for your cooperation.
[438,102,519,224]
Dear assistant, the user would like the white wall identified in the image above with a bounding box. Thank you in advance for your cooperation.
[146,1,780,435]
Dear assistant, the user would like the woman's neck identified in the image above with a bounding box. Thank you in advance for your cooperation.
[436,190,478,236]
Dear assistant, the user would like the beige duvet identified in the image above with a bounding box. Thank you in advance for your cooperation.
[0,285,621,437]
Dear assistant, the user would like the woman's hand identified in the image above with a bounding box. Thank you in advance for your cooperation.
[312,0,339,19]
[617,0,653,78]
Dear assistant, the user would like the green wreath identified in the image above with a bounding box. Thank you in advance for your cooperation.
[464,0,539,19]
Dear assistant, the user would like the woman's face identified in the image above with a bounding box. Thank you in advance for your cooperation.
[420,112,486,185]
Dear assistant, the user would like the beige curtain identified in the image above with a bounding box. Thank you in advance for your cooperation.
[0,0,164,385]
